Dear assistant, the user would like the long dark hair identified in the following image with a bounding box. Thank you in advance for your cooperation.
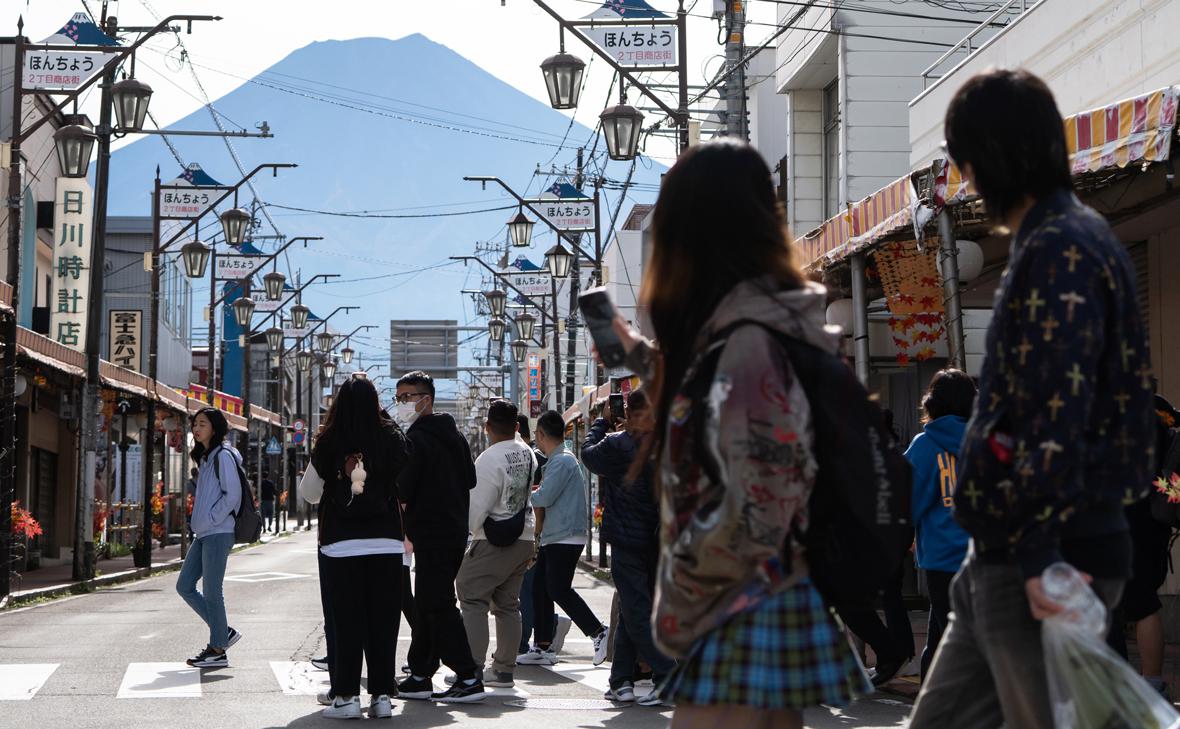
[314,375,389,473]
[921,368,977,423]
[190,407,229,464]
[641,139,805,475]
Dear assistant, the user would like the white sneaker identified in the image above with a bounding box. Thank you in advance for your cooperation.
[316,691,334,706]
[637,690,670,707]
[322,695,362,719]
[516,646,558,665]
[443,672,458,686]
[592,626,611,666]
[604,682,636,702]
[551,616,573,654]
[368,694,392,719]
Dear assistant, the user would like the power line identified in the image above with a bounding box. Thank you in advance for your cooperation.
[259,202,517,219]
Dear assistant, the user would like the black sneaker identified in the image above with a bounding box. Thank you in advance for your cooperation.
[432,679,486,703]
[226,627,242,649]
[870,657,907,687]
[310,655,329,671]
[396,676,434,700]
[186,646,228,668]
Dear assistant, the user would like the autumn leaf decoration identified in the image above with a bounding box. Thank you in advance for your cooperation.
[1155,472,1180,504]
[874,241,947,365]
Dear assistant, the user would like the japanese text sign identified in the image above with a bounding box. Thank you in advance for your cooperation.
[23,50,103,91]
[504,271,551,297]
[51,177,93,351]
[583,26,677,67]
[108,310,142,371]
[216,254,262,281]
[158,184,229,220]
[251,289,283,313]
[530,196,595,232]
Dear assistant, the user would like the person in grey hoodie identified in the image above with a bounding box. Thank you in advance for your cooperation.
[177,407,243,669]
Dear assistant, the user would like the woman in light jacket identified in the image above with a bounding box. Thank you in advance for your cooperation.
[177,407,243,668]
[611,140,870,728]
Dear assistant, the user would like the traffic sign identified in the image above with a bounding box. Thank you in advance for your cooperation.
[266,437,281,455]
[293,432,305,445]
[293,419,306,433]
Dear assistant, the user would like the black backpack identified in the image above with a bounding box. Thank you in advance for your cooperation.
[701,322,913,610]
[212,446,265,544]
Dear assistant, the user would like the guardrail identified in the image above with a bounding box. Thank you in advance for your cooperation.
[920,0,1041,89]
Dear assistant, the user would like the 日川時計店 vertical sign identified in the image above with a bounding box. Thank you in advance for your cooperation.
[108,310,142,371]
[51,177,94,351]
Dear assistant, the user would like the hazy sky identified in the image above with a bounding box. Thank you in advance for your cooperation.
[9,0,779,162]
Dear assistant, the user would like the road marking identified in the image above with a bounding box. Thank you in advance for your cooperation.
[224,571,308,583]
[0,664,58,700]
[270,661,331,696]
[543,661,612,694]
[117,662,202,699]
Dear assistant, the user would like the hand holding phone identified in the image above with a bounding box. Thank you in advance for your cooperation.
[579,287,628,368]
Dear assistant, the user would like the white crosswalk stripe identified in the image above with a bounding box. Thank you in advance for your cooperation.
[269,661,331,696]
[117,662,203,699]
[0,664,59,701]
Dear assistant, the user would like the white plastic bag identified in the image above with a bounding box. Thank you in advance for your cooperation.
[299,464,325,505]
[1041,562,1180,729]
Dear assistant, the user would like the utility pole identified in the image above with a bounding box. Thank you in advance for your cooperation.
[565,148,585,409]
[724,0,749,140]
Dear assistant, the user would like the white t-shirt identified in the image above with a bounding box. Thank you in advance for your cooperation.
[469,437,538,542]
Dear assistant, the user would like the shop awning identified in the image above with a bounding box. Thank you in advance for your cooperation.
[797,172,924,269]
[100,360,154,400]
[250,405,281,428]
[1065,85,1178,175]
[0,281,13,316]
[181,385,249,432]
[16,327,86,378]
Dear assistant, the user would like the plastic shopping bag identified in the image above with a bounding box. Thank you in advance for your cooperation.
[1041,562,1180,729]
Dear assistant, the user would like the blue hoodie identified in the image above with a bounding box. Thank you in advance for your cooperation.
[906,415,970,573]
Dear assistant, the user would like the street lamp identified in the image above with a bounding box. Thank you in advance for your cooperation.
[316,331,334,353]
[180,240,211,279]
[484,289,508,318]
[53,123,97,178]
[516,312,536,342]
[265,327,283,352]
[507,209,535,248]
[545,242,574,279]
[231,295,255,329]
[263,271,286,301]
[297,350,313,371]
[511,339,528,362]
[600,103,645,161]
[291,303,310,331]
[110,78,153,133]
[489,318,506,343]
[220,207,251,247]
[322,358,337,382]
[340,346,354,365]
[540,51,586,110]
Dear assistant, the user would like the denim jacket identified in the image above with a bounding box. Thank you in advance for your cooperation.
[530,446,588,546]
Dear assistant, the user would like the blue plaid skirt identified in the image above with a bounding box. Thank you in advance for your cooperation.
[666,579,871,710]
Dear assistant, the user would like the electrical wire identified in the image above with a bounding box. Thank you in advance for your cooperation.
[258,202,517,219]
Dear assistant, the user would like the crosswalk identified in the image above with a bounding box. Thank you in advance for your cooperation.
[0,659,630,702]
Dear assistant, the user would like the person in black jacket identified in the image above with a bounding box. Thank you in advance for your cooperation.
[311,376,409,720]
[581,389,674,703]
[394,371,484,703]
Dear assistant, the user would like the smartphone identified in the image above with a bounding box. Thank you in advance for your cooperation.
[608,393,625,423]
[578,287,627,368]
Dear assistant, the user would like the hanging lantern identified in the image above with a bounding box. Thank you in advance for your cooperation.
[489,318,506,343]
[316,331,334,353]
[825,299,855,335]
[341,346,354,365]
[265,327,283,352]
[297,350,313,371]
[111,77,153,133]
[263,271,286,301]
[954,239,985,283]
[220,207,251,247]
[516,312,537,341]
[231,295,256,329]
[545,242,574,279]
[507,209,535,248]
[511,339,528,362]
[540,51,586,110]
[484,289,508,318]
[53,123,97,178]
[600,103,645,161]
[180,240,211,279]
[322,359,337,382]
[291,303,310,330]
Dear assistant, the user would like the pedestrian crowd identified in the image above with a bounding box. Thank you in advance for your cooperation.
[171,67,1176,729]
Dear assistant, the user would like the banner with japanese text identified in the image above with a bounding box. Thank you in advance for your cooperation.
[108,310,142,371]
[51,176,93,351]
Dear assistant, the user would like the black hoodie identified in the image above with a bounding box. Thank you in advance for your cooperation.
[397,412,476,545]
[315,420,409,547]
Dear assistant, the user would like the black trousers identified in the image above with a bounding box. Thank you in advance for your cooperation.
[921,569,955,680]
[401,563,416,630]
[318,551,335,669]
[406,539,477,679]
[533,543,603,642]
[837,561,913,665]
[323,553,402,698]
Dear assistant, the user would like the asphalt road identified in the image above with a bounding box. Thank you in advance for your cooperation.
[0,530,912,728]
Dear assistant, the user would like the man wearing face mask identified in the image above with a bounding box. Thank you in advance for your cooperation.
[394,371,485,702]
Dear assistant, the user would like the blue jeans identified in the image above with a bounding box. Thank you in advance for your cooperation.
[609,548,675,687]
[176,531,235,649]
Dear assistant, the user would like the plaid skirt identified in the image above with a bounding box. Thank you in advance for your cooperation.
[665,579,871,710]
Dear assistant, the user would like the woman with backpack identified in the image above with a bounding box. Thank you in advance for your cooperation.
[311,376,410,719]
[608,140,870,729]
[177,407,244,668]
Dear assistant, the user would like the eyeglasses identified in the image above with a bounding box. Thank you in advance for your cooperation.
[395,392,430,404]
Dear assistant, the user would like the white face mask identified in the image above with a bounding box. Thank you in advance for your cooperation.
[395,401,422,428]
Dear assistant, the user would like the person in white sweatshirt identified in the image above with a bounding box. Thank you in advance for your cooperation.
[455,399,538,688]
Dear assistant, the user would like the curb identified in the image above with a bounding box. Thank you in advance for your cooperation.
[2,530,300,610]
